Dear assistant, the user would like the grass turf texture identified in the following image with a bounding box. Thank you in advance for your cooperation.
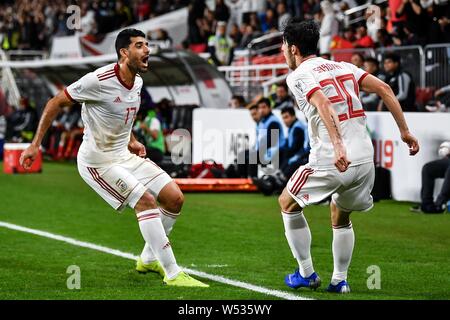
[0,162,449,300]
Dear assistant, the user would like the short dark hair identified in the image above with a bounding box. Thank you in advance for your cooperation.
[383,52,401,65]
[277,83,288,91]
[365,57,378,65]
[283,18,320,57]
[232,95,246,106]
[115,28,146,60]
[248,104,257,111]
[365,57,379,68]
[352,52,365,62]
[281,106,296,116]
[257,97,272,108]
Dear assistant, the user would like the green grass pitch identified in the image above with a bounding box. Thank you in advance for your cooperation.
[0,162,449,300]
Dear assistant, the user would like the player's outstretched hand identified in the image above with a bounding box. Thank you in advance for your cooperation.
[334,144,351,172]
[19,144,39,170]
[401,131,419,156]
[128,140,146,157]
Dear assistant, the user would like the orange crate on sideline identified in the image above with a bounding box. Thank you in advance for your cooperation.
[3,143,42,174]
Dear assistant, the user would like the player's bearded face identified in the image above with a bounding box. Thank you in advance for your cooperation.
[127,37,150,73]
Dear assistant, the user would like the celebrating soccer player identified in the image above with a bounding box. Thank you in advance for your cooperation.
[19,28,208,288]
[278,19,419,293]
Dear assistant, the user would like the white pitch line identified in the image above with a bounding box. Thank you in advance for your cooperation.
[0,221,312,301]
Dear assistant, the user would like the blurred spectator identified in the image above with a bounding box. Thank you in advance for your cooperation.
[279,106,309,178]
[318,0,339,55]
[389,0,408,30]
[256,97,286,165]
[136,0,151,22]
[411,141,450,214]
[208,21,234,66]
[44,104,81,160]
[273,83,295,110]
[135,109,166,164]
[376,28,393,48]
[277,2,292,32]
[214,0,230,23]
[229,23,243,45]
[286,0,303,18]
[5,97,37,143]
[354,25,375,48]
[350,52,365,68]
[365,5,382,42]
[248,12,262,32]
[395,0,428,45]
[229,95,247,108]
[239,24,260,49]
[259,8,278,33]
[361,57,385,111]
[187,0,207,45]
[382,53,416,111]
[330,27,355,62]
[78,2,96,36]
[156,98,173,130]
[153,28,173,47]
[425,84,450,112]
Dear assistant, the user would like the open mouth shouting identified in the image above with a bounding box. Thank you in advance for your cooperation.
[140,55,149,70]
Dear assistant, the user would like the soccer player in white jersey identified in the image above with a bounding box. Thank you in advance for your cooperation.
[19,29,208,288]
[278,19,419,293]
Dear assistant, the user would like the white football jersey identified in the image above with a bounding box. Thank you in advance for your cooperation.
[287,57,374,169]
[64,63,143,166]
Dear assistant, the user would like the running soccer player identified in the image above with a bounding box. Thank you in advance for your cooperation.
[279,19,419,293]
[19,29,208,288]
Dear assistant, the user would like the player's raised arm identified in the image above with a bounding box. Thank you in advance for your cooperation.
[360,74,419,155]
[309,89,351,172]
[19,91,74,169]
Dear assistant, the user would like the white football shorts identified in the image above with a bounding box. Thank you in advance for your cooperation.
[287,162,375,212]
[78,154,173,212]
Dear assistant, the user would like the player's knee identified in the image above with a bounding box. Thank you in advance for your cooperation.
[167,191,184,213]
[135,192,157,212]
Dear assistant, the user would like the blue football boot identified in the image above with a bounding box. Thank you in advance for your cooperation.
[326,280,351,293]
[285,269,321,290]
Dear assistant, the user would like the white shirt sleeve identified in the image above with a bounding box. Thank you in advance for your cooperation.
[64,72,100,103]
[287,70,321,103]
[341,62,369,84]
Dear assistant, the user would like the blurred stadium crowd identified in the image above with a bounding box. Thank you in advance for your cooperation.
[1,0,450,168]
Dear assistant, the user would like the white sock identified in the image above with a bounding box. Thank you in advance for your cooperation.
[331,223,354,285]
[159,207,180,236]
[140,208,180,264]
[137,209,181,279]
[282,211,315,278]
[140,242,156,264]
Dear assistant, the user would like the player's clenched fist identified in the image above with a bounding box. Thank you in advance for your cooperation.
[19,144,39,170]
[334,145,351,172]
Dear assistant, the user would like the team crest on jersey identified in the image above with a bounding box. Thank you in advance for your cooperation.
[115,179,128,192]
